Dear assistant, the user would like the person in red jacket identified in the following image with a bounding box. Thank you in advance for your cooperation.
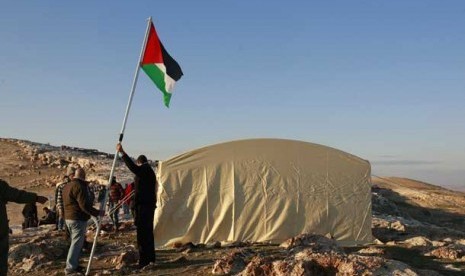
[123,182,134,219]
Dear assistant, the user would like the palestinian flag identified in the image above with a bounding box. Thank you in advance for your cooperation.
[141,23,183,107]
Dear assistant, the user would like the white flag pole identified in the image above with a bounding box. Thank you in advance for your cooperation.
[86,16,153,276]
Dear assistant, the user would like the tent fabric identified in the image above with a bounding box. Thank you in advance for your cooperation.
[154,139,373,247]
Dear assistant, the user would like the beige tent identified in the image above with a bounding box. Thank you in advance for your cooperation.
[154,139,373,247]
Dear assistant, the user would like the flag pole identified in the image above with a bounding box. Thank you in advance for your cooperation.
[86,16,153,276]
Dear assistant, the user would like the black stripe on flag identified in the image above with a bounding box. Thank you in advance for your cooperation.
[161,43,183,81]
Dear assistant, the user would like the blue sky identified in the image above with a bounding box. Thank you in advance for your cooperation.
[1,1,464,189]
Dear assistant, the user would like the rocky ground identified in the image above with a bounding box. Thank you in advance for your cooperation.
[1,138,465,275]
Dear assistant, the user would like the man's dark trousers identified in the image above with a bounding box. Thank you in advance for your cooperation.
[135,204,155,267]
[0,235,8,276]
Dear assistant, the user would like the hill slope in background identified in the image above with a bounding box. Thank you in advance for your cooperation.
[0,138,133,226]
[1,138,464,275]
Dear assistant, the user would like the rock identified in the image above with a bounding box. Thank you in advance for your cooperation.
[34,261,53,270]
[172,242,184,248]
[293,259,335,275]
[19,258,37,272]
[390,220,406,232]
[140,262,157,271]
[176,242,196,252]
[113,250,138,270]
[118,221,133,231]
[444,264,462,271]
[206,241,222,249]
[212,249,252,275]
[182,247,193,254]
[456,239,465,246]
[431,240,446,247]
[426,245,465,260]
[239,256,276,276]
[270,260,294,276]
[224,241,249,248]
[170,256,187,263]
[374,239,385,245]
[403,236,432,247]
[443,237,453,243]
[280,234,341,253]
[373,260,418,275]
[292,249,386,275]
[8,243,42,263]
[8,233,70,271]
[357,247,385,256]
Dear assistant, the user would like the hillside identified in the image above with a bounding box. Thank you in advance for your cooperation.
[0,138,133,226]
[1,138,465,275]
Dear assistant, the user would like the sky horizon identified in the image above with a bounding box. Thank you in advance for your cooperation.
[1,1,464,190]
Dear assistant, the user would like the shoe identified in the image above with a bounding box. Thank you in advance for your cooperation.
[76,266,85,273]
[137,263,149,269]
[64,268,84,275]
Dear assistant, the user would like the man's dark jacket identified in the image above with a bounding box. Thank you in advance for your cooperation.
[121,154,157,208]
[62,179,99,221]
[0,179,37,238]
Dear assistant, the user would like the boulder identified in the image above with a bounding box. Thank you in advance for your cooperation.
[280,234,341,253]
[8,243,42,263]
[426,245,465,260]
[390,220,406,232]
[403,236,432,247]
[294,250,384,275]
[113,250,139,270]
[212,249,253,275]
[373,260,418,275]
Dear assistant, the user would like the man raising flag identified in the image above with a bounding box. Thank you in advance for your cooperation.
[86,17,183,275]
[116,143,157,268]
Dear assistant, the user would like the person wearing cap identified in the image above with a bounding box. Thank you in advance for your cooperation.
[62,168,102,275]
[116,143,157,268]
[54,166,76,231]
[0,179,48,276]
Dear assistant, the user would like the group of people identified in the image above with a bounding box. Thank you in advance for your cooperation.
[0,143,159,276]
[107,176,135,229]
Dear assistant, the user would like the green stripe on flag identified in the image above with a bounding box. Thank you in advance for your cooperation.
[141,64,172,107]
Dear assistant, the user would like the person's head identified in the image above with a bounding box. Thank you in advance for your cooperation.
[74,168,86,181]
[136,155,148,165]
[111,176,117,184]
[66,166,76,179]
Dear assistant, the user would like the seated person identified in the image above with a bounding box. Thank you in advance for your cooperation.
[38,207,57,225]
[22,202,38,229]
